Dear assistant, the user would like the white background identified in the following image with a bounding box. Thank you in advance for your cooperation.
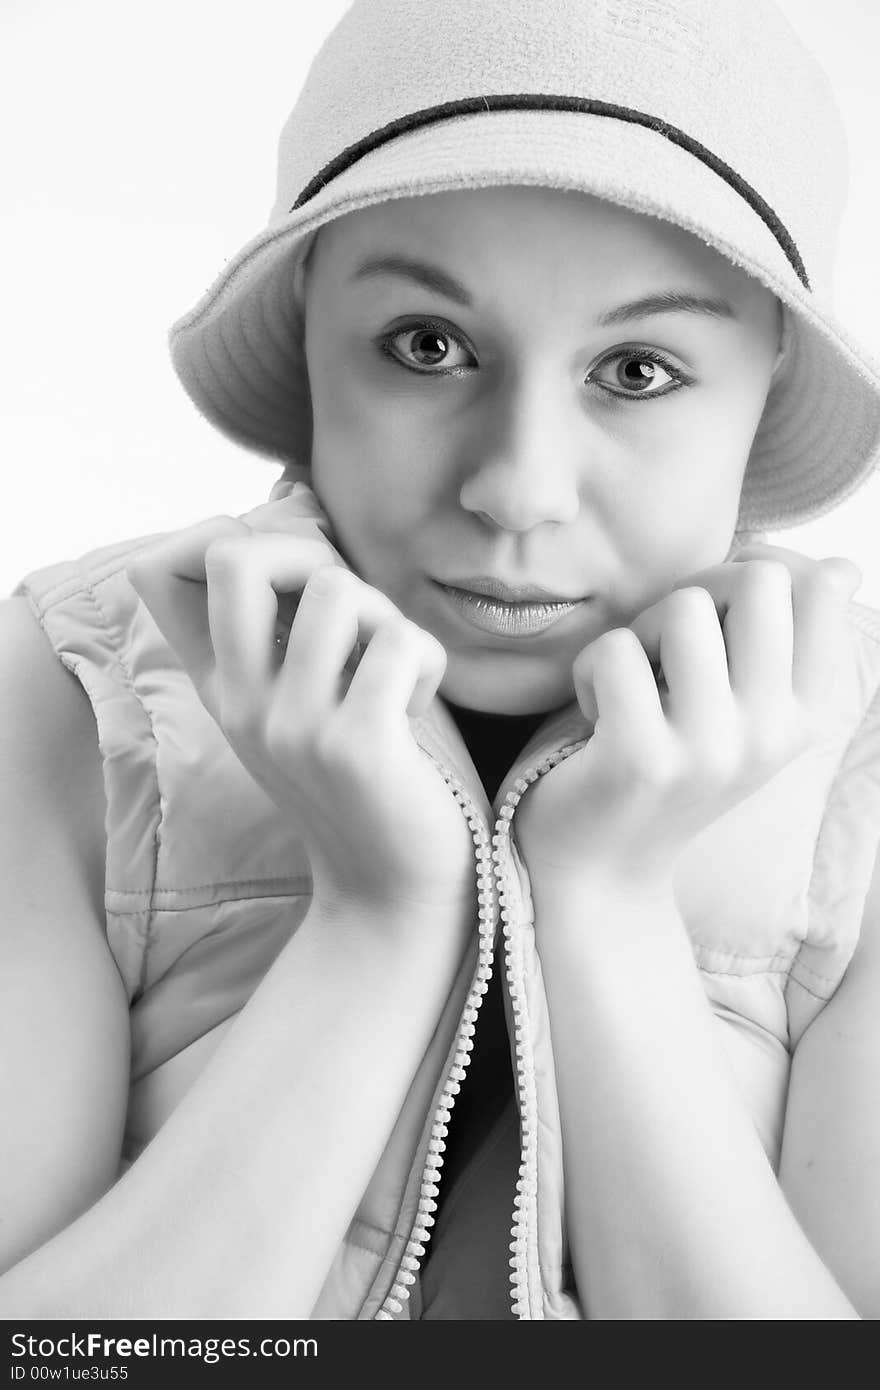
[2,0,879,600]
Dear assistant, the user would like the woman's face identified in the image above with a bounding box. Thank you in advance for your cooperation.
[302,186,782,714]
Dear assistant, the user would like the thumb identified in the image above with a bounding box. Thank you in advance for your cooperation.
[571,644,600,727]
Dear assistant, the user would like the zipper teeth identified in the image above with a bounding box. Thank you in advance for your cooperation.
[495,742,587,1321]
[376,736,585,1322]
[375,760,498,1321]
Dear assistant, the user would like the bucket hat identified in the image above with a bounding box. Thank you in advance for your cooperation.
[168,0,880,533]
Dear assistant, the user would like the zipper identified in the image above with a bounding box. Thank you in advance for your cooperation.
[492,741,586,1319]
[374,736,586,1321]
[374,759,499,1320]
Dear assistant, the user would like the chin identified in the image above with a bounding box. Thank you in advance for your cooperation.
[438,651,576,716]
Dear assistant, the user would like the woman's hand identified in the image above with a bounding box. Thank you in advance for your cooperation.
[125,487,476,923]
[516,543,862,891]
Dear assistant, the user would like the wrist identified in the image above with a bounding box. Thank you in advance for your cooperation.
[527,854,676,915]
[309,884,475,952]
[527,858,681,956]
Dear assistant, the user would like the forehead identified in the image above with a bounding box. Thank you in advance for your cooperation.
[310,185,764,308]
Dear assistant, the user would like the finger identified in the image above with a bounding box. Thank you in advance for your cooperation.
[719,560,795,706]
[341,616,446,726]
[238,489,346,632]
[573,627,667,752]
[206,536,349,708]
[679,545,859,707]
[405,630,447,719]
[126,515,250,710]
[276,566,398,716]
[627,587,731,732]
[733,543,862,600]
[238,483,341,547]
[788,559,856,707]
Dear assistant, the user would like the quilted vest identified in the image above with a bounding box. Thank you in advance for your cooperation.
[13,529,880,1319]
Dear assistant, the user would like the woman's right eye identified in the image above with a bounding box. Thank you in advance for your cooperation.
[378,320,477,376]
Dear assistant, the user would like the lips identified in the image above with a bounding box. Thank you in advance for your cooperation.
[437,575,588,604]
[432,578,589,639]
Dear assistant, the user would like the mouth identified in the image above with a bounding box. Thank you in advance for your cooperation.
[432,577,591,638]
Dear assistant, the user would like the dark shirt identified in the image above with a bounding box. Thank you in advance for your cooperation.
[417,699,549,1317]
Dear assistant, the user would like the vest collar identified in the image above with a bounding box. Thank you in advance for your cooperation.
[413,695,592,820]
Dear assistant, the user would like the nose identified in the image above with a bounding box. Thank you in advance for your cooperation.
[458,369,583,532]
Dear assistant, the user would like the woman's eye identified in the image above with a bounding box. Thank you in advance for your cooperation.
[589,350,687,400]
[380,321,475,375]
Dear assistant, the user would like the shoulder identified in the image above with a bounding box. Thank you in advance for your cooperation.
[0,596,106,897]
[0,599,130,1274]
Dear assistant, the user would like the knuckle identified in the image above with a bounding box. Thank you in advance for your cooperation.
[420,629,447,672]
[741,559,792,593]
[125,542,175,593]
[670,584,714,611]
[594,626,640,661]
[373,614,416,650]
[204,531,249,579]
[304,563,349,600]
[666,586,717,624]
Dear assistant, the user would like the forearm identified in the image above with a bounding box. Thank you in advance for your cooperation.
[534,873,858,1320]
[0,897,471,1319]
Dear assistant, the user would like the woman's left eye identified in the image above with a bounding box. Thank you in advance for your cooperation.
[588,349,690,401]
[378,320,476,375]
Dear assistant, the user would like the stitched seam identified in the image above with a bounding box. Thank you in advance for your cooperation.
[701,965,829,1003]
[791,666,880,1006]
[106,893,311,917]
[698,965,790,978]
[21,536,170,609]
[77,571,164,997]
[698,955,832,987]
[346,1215,397,1257]
[516,940,543,1317]
[776,974,832,1003]
[105,877,312,899]
[691,944,796,964]
[785,956,841,986]
[16,582,154,969]
[344,1236,387,1259]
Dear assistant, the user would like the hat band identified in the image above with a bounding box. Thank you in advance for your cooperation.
[291,94,810,291]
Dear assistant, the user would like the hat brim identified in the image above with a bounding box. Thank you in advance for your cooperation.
[169,108,880,531]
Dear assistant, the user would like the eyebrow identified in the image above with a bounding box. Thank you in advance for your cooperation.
[350,256,737,324]
[351,255,473,306]
[596,290,737,326]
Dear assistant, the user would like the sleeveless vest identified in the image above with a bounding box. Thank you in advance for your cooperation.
[14,526,880,1319]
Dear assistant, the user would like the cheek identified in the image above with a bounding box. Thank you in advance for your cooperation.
[604,404,749,613]
[308,375,443,582]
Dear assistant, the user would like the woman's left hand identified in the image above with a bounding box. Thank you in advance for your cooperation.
[515,543,862,891]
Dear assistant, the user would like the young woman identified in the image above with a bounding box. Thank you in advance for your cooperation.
[2,0,880,1319]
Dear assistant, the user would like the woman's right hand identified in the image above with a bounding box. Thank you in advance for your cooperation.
[125,490,478,926]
